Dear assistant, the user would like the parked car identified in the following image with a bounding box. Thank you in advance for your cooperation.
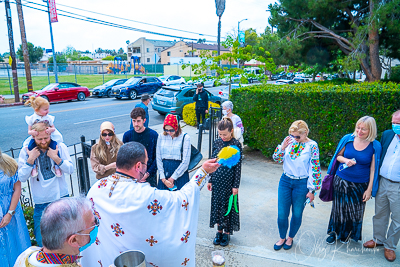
[274,79,295,85]
[158,75,186,86]
[92,79,127,98]
[293,77,311,84]
[187,77,216,87]
[152,85,221,116]
[22,82,90,103]
[111,76,163,100]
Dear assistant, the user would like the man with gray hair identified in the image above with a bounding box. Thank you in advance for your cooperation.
[81,141,220,267]
[14,197,98,266]
[18,122,74,247]
[364,110,400,262]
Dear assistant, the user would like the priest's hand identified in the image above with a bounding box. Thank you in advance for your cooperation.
[202,158,220,174]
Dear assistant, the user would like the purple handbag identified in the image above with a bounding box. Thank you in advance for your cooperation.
[319,158,338,202]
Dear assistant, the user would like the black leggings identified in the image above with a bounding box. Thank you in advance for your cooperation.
[195,109,206,129]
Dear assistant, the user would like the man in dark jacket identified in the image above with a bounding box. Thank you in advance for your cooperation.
[363,110,400,262]
[123,107,158,187]
[193,82,208,131]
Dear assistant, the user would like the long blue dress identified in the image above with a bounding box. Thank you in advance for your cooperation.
[0,170,31,266]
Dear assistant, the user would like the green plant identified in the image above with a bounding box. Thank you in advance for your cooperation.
[231,82,400,166]
[22,204,37,246]
[102,55,115,61]
[182,102,220,126]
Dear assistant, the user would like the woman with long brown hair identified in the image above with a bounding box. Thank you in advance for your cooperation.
[90,121,123,179]
[0,149,31,265]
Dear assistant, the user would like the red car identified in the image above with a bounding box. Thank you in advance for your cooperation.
[22,82,90,103]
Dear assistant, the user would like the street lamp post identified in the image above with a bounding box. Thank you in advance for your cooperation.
[237,18,247,68]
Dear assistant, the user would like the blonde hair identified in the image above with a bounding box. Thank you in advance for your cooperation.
[93,129,123,163]
[32,121,50,133]
[353,116,377,142]
[0,149,18,177]
[288,120,309,135]
[25,96,50,112]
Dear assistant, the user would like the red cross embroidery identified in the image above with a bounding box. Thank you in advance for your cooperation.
[181,231,191,243]
[181,258,190,266]
[182,200,189,210]
[147,199,163,216]
[146,236,158,246]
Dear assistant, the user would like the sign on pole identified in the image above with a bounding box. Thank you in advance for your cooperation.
[239,31,245,44]
[49,0,58,23]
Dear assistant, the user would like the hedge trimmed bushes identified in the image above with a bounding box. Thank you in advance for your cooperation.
[183,102,220,126]
[231,82,400,166]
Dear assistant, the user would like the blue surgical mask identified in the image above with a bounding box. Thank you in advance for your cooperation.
[393,124,400,135]
[79,225,98,252]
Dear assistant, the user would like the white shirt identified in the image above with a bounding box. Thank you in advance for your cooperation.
[17,142,74,204]
[80,168,210,267]
[380,135,400,182]
[273,139,322,191]
[156,133,191,180]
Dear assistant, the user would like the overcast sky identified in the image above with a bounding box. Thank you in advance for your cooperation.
[1,0,275,54]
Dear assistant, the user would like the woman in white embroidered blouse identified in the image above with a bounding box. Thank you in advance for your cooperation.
[272,120,322,251]
[156,114,191,190]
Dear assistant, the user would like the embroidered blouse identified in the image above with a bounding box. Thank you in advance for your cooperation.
[156,133,191,180]
[273,138,322,191]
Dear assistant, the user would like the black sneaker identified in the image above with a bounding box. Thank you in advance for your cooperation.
[213,232,223,245]
[220,233,230,246]
[326,234,336,244]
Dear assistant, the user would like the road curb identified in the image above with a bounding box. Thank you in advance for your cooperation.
[0,102,23,108]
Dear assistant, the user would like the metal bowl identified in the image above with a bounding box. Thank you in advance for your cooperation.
[114,250,146,267]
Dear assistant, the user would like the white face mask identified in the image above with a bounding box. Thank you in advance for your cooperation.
[222,110,228,116]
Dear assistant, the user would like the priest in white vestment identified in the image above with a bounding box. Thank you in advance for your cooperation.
[81,141,219,267]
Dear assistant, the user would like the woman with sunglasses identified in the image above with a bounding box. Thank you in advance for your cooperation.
[156,114,191,190]
[272,120,322,251]
[90,121,123,179]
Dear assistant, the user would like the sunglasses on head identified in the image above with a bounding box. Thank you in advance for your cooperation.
[102,132,114,137]
[164,129,175,133]
[290,134,301,139]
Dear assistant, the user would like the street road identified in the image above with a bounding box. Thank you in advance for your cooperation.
[0,86,225,152]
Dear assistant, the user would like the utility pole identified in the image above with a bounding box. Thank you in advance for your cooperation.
[46,0,58,82]
[5,0,20,102]
[16,0,33,92]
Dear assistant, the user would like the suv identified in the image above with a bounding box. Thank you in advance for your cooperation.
[152,85,222,116]
[112,76,163,100]
[92,79,127,98]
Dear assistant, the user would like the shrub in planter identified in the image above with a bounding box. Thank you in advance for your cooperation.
[231,82,400,166]
[23,204,37,246]
[182,101,221,126]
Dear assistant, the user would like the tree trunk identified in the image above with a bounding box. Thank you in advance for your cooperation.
[368,0,382,81]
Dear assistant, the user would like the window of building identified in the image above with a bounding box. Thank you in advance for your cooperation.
[146,48,150,52]
[167,52,171,56]
[179,50,183,52]
[147,58,150,62]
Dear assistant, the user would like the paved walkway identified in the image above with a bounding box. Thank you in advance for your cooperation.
[89,123,393,267]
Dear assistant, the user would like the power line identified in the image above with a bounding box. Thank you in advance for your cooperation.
[48,1,217,38]
[17,0,216,40]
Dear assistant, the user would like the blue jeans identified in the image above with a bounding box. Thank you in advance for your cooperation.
[277,173,309,239]
[33,195,68,246]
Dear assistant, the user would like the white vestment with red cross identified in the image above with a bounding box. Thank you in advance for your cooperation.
[80,168,209,267]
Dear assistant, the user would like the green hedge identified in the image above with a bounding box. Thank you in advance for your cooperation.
[231,82,400,166]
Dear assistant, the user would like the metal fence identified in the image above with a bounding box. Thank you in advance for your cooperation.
[4,136,94,209]
[208,107,222,158]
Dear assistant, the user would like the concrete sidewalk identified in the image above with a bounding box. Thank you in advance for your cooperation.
[93,123,391,266]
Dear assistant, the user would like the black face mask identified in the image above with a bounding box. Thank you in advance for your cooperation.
[138,162,148,182]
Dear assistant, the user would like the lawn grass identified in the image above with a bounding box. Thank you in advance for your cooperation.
[0,74,144,95]
[0,74,198,96]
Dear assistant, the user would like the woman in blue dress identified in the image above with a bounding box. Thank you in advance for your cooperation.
[0,149,31,266]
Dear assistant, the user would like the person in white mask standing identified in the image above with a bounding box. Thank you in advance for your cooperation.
[221,101,244,145]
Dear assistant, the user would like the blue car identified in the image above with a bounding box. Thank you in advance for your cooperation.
[92,79,127,98]
[111,76,163,100]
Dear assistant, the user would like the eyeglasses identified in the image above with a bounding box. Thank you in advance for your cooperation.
[75,216,100,236]
[164,129,175,133]
[290,134,301,139]
[101,132,114,137]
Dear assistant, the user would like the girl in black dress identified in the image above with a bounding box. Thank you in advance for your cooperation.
[207,117,242,246]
